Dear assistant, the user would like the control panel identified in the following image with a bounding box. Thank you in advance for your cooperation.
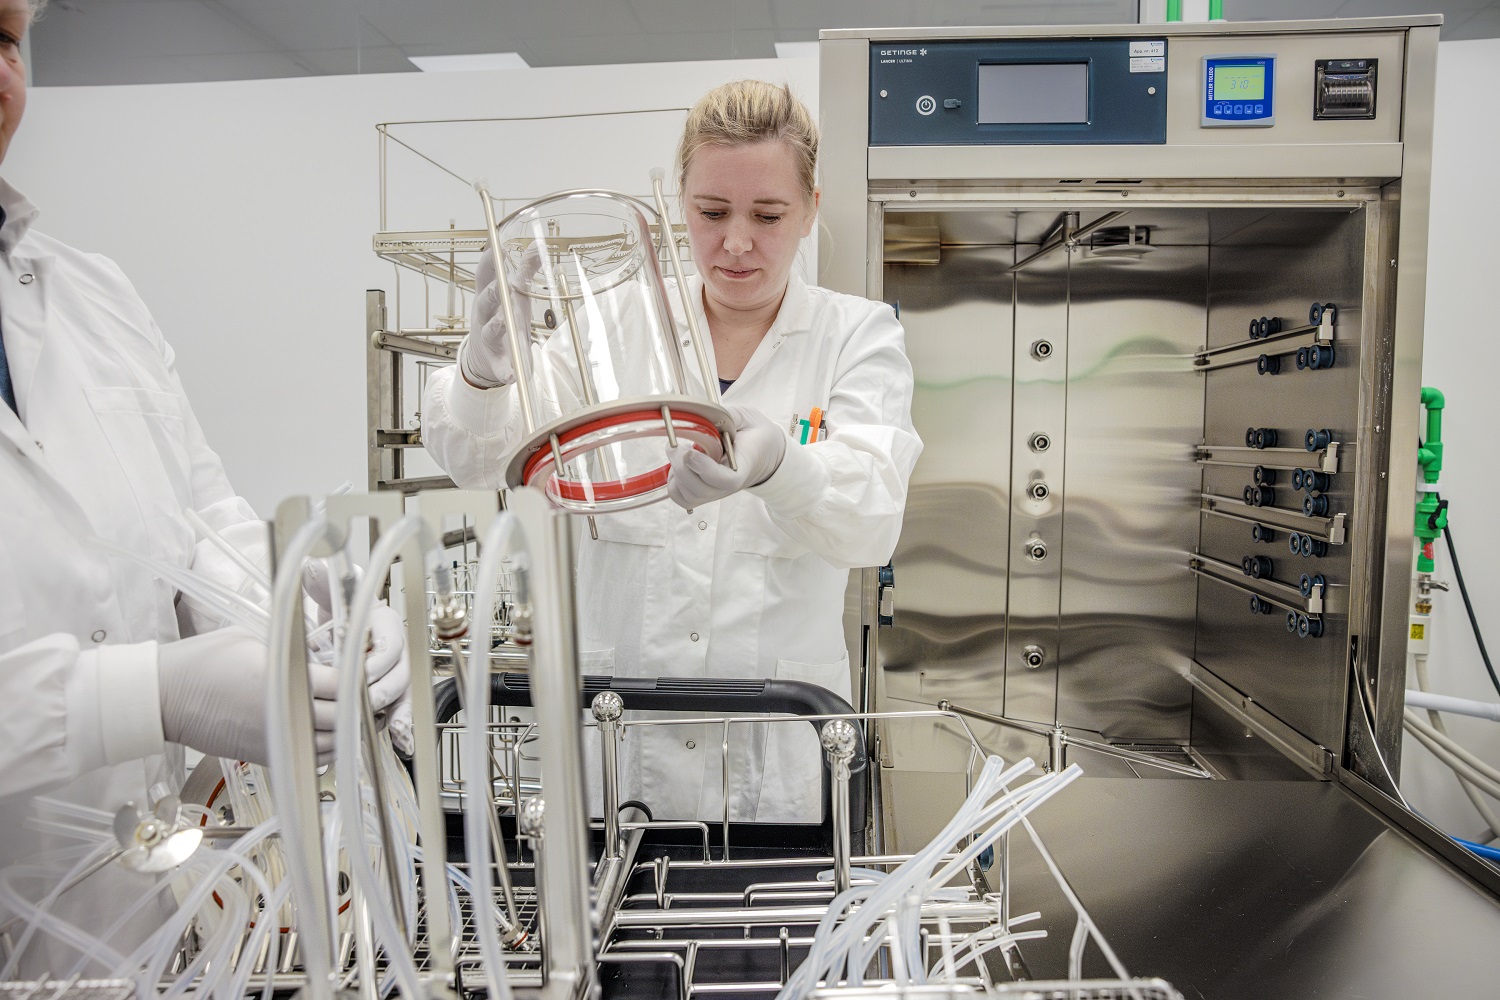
[868,38,1168,145]
[1201,55,1275,127]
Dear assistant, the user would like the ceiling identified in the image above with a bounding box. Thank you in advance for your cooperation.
[29,0,1500,87]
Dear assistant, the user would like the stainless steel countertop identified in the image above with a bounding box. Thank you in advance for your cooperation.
[1004,777,1500,998]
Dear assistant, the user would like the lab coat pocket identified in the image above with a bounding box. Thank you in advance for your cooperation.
[757,652,854,824]
[591,504,668,547]
[731,501,807,560]
[84,386,196,567]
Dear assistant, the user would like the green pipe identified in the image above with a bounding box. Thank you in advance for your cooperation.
[1415,386,1448,573]
[1209,0,1225,19]
[1166,0,1182,21]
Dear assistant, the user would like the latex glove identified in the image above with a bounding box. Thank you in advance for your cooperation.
[302,563,412,716]
[457,246,515,389]
[158,626,337,766]
[666,404,787,509]
[386,689,415,757]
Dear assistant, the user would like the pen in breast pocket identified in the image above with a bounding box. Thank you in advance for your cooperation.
[807,406,823,444]
[789,413,800,438]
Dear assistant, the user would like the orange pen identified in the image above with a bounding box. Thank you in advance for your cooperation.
[807,406,822,443]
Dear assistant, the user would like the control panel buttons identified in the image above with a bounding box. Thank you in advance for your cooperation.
[942,98,962,109]
[916,94,937,115]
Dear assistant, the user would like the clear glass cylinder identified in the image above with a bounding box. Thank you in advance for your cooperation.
[494,190,730,513]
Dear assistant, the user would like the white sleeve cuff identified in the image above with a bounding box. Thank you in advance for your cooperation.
[443,365,514,436]
[748,439,830,520]
[71,642,167,770]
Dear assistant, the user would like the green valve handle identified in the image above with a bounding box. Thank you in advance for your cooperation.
[1415,386,1447,573]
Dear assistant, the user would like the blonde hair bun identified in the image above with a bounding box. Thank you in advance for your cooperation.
[676,80,818,205]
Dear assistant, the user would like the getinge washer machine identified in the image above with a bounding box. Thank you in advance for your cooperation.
[823,16,1500,996]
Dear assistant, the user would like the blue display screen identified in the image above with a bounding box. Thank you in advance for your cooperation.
[1203,57,1275,126]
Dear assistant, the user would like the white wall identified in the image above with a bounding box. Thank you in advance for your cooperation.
[12,40,1500,835]
[5,56,818,514]
[1403,36,1500,841]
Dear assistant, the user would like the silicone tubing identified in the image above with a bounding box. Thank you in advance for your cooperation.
[334,515,426,1000]
[0,840,127,978]
[461,510,526,1000]
[264,515,340,997]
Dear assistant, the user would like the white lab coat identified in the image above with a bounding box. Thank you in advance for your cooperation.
[421,272,922,822]
[0,180,261,965]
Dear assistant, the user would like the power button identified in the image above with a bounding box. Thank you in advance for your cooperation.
[915,95,937,116]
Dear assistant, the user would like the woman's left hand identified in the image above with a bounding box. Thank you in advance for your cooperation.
[666,404,788,509]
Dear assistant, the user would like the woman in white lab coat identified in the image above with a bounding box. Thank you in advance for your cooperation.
[0,0,407,971]
[422,80,922,824]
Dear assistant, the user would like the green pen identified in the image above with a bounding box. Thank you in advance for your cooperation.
[800,419,810,445]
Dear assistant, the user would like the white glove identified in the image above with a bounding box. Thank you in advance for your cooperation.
[666,404,787,509]
[158,626,337,766]
[457,247,515,389]
[301,563,412,717]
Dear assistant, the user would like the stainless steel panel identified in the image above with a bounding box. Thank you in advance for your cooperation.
[820,17,1443,41]
[1165,33,1404,146]
[1009,777,1500,998]
[1057,242,1206,741]
[878,243,1014,748]
[1005,245,1068,726]
[1196,205,1368,751]
[817,36,872,296]
[867,143,1404,182]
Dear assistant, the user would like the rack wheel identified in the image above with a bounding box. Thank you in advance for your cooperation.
[1249,317,1263,339]
[1247,555,1274,579]
[1295,347,1310,370]
[1305,428,1333,452]
[1265,317,1283,335]
[1309,302,1324,324]
[1253,465,1276,486]
[1242,555,1255,576]
[1245,426,1259,448]
[1287,611,1300,633]
[1254,524,1277,544]
[1304,616,1325,638]
[1298,533,1315,557]
[1299,573,1314,597]
[1257,354,1281,375]
[1292,468,1306,490]
[1243,485,1257,506]
[1304,494,1330,517]
[1310,539,1329,558]
[1308,344,1336,370]
[1288,532,1304,555]
[1303,470,1331,493]
[1322,303,1338,323]
[1249,596,1273,615]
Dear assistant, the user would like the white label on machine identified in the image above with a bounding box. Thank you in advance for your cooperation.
[1130,56,1166,73]
[1130,41,1165,57]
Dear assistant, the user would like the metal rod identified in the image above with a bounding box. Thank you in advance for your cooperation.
[475,181,538,432]
[820,719,858,896]
[650,171,721,404]
[1005,211,1125,274]
[592,691,626,861]
[556,270,600,407]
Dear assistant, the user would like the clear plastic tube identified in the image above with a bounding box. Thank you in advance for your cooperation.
[783,755,1046,1000]
[459,510,525,1000]
[264,516,340,998]
[333,516,425,1000]
[87,536,270,635]
[0,841,126,977]
[183,507,273,594]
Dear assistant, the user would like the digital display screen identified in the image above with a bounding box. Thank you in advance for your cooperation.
[1211,64,1265,101]
[978,63,1089,124]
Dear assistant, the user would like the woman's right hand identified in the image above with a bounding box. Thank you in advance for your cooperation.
[457,246,515,389]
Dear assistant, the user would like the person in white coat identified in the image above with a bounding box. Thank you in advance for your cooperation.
[0,0,409,973]
[422,80,921,824]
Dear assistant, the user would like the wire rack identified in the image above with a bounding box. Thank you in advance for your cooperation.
[0,983,136,1000]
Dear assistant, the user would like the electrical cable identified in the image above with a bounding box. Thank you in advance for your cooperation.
[1437,506,1500,700]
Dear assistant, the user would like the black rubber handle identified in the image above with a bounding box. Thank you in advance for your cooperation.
[432,672,869,845]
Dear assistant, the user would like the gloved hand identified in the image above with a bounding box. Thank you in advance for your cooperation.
[301,562,413,718]
[157,626,336,766]
[666,404,788,509]
[457,247,515,389]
